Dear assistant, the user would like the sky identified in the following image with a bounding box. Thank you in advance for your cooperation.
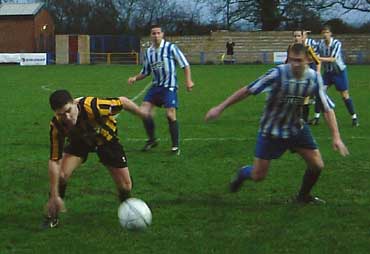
[5,0,370,26]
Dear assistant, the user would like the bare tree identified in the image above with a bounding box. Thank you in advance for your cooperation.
[313,0,370,13]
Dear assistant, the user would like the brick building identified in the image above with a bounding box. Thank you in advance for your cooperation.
[0,3,54,53]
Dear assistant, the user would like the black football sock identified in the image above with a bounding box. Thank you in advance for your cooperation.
[168,118,179,147]
[298,168,321,199]
[314,97,322,116]
[302,104,310,122]
[143,117,155,141]
[118,188,131,202]
[58,178,67,199]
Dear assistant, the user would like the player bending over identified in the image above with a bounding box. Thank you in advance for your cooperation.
[43,89,147,228]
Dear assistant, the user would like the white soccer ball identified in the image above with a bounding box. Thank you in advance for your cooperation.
[118,198,152,230]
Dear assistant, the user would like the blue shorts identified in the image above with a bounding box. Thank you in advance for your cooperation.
[255,125,318,160]
[143,86,178,108]
[323,68,349,91]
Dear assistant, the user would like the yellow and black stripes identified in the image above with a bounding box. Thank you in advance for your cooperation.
[49,118,65,161]
[49,96,124,161]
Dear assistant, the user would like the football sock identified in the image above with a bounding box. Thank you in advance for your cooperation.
[143,117,155,141]
[118,188,131,202]
[168,118,179,147]
[239,165,254,180]
[343,97,356,115]
[302,104,310,122]
[298,168,321,198]
[314,97,322,116]
[58,178,67,199]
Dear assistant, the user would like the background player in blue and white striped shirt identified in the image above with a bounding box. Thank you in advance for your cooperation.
[311,25,359,127]
[205,43,349,204]
[128,24,194,154]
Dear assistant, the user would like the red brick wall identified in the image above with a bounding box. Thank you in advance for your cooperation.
[0,16,34,52]
[0,9,54,53]
[34,9,55,52]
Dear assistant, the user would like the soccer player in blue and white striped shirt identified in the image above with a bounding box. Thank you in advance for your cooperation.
[128,25,194,154]
[205,43,349,204]
[311,25,359,127]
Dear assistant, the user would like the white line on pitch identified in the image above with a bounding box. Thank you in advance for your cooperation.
[41,84,52,91]
[126,136,369,142]
[131,82,151,102]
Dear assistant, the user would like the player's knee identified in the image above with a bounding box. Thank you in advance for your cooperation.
[311,161,324,172]
[166,112,176,122]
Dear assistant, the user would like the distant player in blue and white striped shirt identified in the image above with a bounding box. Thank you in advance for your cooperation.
[205,43,349,204]
[128,24,194,154]
[311,25,359,127]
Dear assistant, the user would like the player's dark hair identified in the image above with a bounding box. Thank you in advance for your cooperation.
[290,43,309,57]
[49,89,73,111]
[321,25,332,32]
[292,29,303,36]
[150,24,162,31]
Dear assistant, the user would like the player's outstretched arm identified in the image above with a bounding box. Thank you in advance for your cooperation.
[323,109,349,156]
[119,96,148,119]
[205,87,250,122]
[47,160,65,218]
[127,73,147,85]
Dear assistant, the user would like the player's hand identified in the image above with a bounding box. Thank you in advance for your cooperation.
[128,77,136,85]
[186,80,194,92]
[47,196,65,218]
[332,139,349,157]
[205,106,222,122]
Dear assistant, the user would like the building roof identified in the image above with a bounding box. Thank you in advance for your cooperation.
[0,3,44,16]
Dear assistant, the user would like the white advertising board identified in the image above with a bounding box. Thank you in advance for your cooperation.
[273,52,288,64]
[20,53,47,66]
[0,53,21,63]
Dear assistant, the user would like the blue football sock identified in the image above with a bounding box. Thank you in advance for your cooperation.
[239,165,254,180]
[343,97,356,115]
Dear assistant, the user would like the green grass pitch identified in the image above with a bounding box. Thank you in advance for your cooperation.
[0,64,369,253]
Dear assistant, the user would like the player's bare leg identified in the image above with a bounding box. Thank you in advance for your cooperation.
[141,102,159,151]
[108,167,132,202]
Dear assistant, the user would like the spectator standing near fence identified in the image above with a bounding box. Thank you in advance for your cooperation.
[225,38,235,63]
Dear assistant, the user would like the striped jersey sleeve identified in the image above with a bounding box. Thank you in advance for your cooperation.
[247,67,279,95]
[331,39,342,58]
[140,50,152,76]
[171,44,189,68]
[315,74,335,112]
[49,117,65,161]
[80,97,123,119]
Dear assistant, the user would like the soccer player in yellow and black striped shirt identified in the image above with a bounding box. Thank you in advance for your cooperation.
[286,30,321,122]
[44,89,147,228]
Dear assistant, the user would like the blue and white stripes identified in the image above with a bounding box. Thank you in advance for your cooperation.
[247,64,334,138]
[305,38,318,54]
[318,38,346,73]
[141,39,189,89]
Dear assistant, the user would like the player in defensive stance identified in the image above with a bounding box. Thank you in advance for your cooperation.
[43,89,148,228]
[205,44,349,204]
[128,24,194,155]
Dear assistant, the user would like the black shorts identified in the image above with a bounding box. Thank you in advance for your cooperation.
[64,139,128,168]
